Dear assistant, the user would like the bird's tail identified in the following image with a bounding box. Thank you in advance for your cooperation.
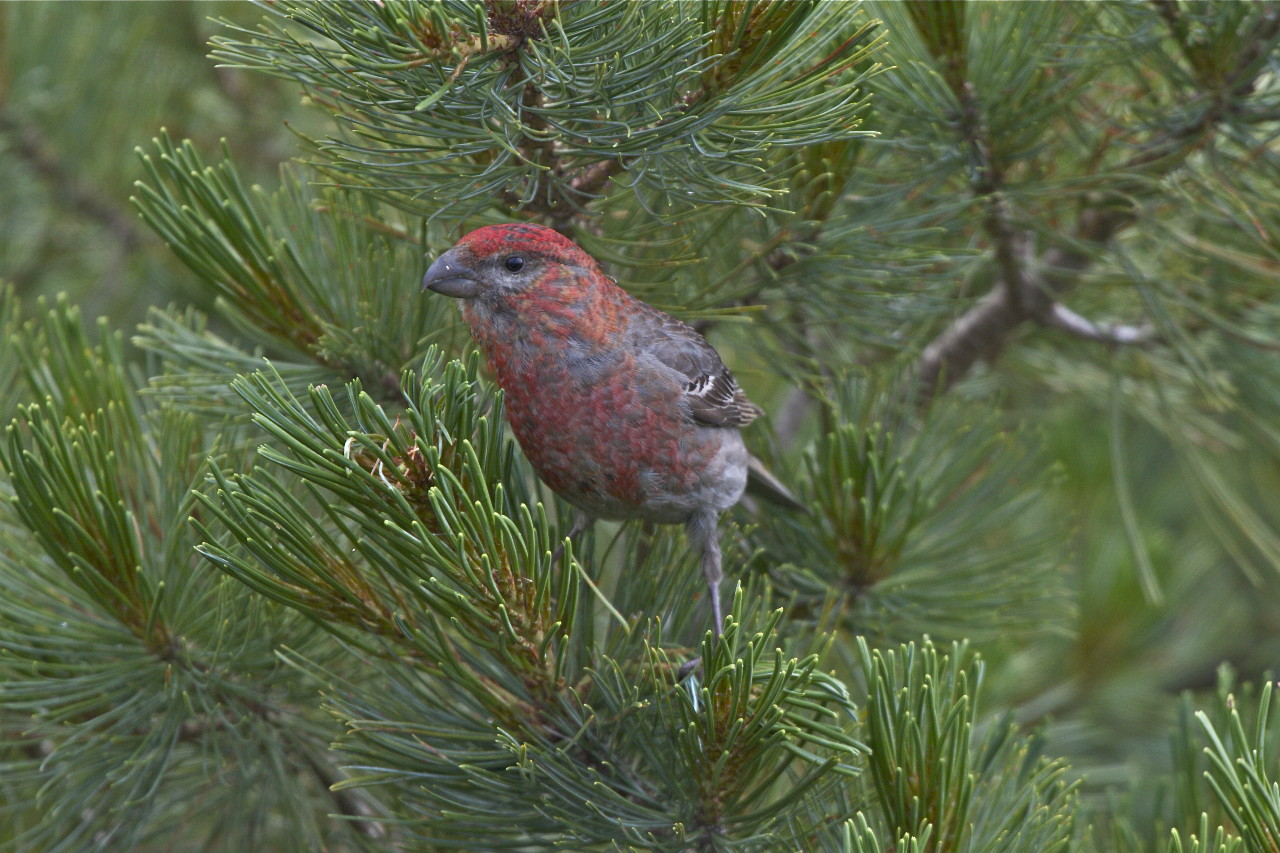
[744,454,808,513]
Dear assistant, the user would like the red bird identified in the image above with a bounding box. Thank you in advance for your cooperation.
[423,223,777,634]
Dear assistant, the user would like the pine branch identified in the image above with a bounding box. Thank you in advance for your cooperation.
[295,744,388,839]
[1195,678,1280,853]
[913,195,1152,402]
[909,2,1280,405]
[133,134,446,396]
[1043,301,1157,345]
[754,384,1072,645]
[850,639,1077,853]
[0,299,368,850]
[914,285,1018,399]
[1168,815,1244,853]
[211,1,880,217]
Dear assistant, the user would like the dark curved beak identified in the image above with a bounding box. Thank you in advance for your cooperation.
[422,248,480,298]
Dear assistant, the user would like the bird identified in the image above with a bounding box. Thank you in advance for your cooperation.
[422,222,790,634]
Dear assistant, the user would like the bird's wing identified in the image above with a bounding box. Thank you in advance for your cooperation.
[632,304,763,428]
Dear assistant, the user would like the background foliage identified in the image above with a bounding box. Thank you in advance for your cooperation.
[3,1,1280,851]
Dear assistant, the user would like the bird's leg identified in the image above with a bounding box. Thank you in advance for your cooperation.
[550,510,593,565]
[687,510,724,637]
[706,556,723,638]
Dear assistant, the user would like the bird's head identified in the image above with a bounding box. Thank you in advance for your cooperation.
[422,223,598,302]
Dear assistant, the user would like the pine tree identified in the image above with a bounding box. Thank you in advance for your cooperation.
[3,2,1280,851]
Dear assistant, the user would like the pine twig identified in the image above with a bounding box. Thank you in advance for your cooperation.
[913,200,1147,405]
[298,746,388,839]
[1042,302,1156,345]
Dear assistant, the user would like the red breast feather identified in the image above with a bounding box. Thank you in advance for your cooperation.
[462,261,746,522]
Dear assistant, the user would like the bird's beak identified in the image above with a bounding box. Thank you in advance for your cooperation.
[422,249,480,299]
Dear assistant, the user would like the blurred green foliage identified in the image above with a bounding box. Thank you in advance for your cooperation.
[0,1,321,325]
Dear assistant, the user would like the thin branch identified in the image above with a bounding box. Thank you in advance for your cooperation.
[1042,302,1157,345]
[983,193,1040,315]
[173,677,389,838]
[912,204,1143,406]
[0,106,144,252]
[505,69,622,235]
[569,157,627,197]
[909,30,1032,403]
[910,5,1280,405]
[299,745,389,839]
[1124,2,1280,178]
[914,288,1020,403]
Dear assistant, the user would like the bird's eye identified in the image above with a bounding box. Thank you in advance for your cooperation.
[504,255,525,273]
